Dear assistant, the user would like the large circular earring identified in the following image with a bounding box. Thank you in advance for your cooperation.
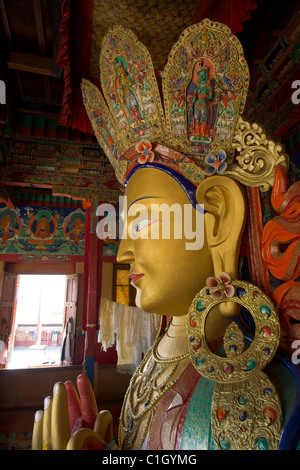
[187,274,283,450]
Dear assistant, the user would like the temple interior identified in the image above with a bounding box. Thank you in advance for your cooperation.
[0,0,299,450]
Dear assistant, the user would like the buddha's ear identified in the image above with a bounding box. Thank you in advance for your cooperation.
[196,175,246,316]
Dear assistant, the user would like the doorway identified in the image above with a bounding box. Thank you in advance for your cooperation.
[6,274,66,368]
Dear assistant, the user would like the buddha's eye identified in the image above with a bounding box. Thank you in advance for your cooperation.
[131,219,158,239]
[133,219,150,234]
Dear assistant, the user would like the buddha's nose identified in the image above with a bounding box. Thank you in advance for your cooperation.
[116,236,135,265]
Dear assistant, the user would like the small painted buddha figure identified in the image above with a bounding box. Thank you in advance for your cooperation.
[0,212,19,243]
[35,215,51,239]
[189,65,214,141]
[114,57,144,127]
[32,20,300,451]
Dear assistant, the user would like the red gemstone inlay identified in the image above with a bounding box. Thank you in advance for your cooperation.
[263,406,276,424]
[261,326,271,338]
[223,363,234,374]
[217,406,227,421]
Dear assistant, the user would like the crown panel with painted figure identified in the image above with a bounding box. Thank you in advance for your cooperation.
[99,25,167,156]
[163,19,250,161]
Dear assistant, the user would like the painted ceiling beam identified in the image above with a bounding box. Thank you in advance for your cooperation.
[7,52,53,76]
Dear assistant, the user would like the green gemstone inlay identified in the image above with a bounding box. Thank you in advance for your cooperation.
[254,437,269,450]
[238,396,248,406]
[196,357,205,366]
[219,435,231,450]
[196,300,206,312]
[260,305,271,317]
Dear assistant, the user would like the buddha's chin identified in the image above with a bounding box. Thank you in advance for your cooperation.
[135,288,164,315]
[134,289,150,312]
[134,288,164,315]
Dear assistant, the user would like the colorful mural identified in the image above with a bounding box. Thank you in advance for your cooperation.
[14,326,62,347]
[103,239,119,258]
[0,204,85,260]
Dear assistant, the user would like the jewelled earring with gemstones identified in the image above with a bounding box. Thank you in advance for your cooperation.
[187,274,283,450]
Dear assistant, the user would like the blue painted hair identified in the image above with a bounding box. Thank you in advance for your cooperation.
[124,162,205,212]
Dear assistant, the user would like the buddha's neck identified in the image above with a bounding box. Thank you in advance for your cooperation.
[166,315,187,337]
[156,309,230,360]
[156,315,189,360]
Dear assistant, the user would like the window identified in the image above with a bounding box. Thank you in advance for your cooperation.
[5,274,66,368]
[113,264,136,306]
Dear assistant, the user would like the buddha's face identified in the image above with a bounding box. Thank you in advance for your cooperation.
[117,168,214,316]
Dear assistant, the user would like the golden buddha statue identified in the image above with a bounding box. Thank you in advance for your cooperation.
[32,19,300,451]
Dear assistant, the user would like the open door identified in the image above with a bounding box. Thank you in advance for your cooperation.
[0,272,18,367]
[61,274,79,365]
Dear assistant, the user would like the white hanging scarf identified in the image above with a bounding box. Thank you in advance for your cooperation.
[97,297,160,373]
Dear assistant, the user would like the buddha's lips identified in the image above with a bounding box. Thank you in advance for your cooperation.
[129,273,144,283]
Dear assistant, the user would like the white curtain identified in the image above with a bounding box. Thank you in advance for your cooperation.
[98,297,160,373]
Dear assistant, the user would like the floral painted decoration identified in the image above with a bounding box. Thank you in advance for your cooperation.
[206,272,235,300]
[204,149,227,176]
[135,140,155,164]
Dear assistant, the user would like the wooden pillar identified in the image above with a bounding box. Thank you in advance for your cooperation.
[82,200,103,387]
[82,201,91,332]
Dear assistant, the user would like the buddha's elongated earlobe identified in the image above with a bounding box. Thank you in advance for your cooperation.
[196,176,246,317]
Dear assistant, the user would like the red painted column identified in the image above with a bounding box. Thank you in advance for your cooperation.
[82,200,103,386]
[82,201,91,331]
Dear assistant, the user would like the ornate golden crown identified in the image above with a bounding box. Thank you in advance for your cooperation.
[81,19,288,190]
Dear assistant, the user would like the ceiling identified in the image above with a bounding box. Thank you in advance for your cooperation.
[0,0,64,122]
[0,0,299,206]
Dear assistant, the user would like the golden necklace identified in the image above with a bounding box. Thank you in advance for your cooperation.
[119,333,190,450]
